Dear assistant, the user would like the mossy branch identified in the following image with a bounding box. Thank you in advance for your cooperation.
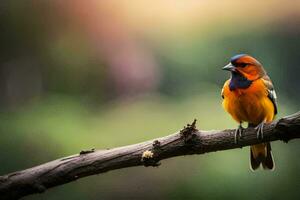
[0,112,300,199]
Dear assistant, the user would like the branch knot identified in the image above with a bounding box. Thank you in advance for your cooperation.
[141,150,160,167]
[180,119,198,143]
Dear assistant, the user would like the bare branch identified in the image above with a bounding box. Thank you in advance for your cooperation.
[0,112,299,199]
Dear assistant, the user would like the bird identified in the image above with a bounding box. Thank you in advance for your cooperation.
[221,54,277,170]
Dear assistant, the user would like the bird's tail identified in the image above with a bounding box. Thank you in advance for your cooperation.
[250,143,275,171]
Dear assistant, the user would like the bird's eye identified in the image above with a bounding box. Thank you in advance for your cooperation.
[239,63,248,68]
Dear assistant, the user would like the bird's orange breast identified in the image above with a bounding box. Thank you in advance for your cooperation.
[222,79,275,125]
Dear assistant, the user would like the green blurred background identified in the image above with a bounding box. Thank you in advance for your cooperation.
[1,1,300,199]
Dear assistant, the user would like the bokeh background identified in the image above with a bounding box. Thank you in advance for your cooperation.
[1,1,300,199]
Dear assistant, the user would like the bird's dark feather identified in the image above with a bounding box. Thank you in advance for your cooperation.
[230,54,247,65]
[229,71,252,91]
[262,75,278,115]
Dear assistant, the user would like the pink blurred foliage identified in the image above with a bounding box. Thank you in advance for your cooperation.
[63,1,160,97]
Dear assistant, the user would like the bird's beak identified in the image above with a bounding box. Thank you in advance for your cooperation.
[222,63,235,71]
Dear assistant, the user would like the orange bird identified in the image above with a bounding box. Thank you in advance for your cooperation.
[221,54,277,170]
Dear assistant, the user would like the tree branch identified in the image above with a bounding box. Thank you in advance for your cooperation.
[1,112,300,199]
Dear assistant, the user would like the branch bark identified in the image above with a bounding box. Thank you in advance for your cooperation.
[1,112,300,199]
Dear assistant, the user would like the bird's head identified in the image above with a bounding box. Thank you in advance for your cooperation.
[222,54,266,81]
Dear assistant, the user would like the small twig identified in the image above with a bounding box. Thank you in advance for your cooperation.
[79,148,95,155]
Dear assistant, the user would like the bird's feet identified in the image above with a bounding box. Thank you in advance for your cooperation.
[255,122,265,140]
[234,124,243,144]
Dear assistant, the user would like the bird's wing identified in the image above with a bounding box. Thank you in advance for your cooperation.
[262,75,278,115]
[221,88,224,99]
